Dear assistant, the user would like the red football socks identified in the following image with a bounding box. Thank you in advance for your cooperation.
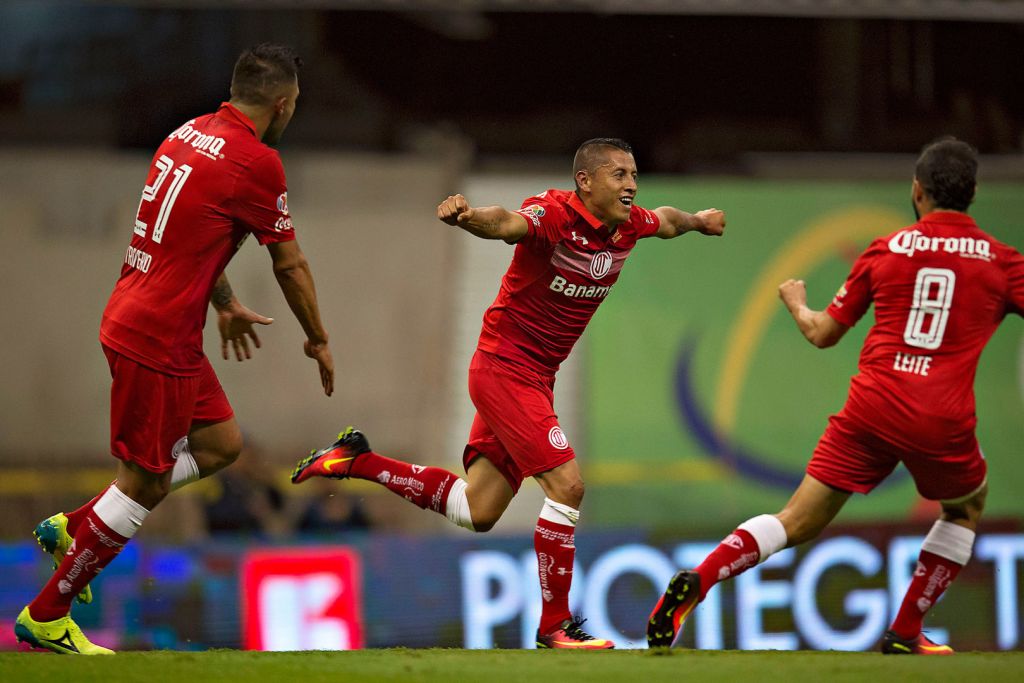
[350,452,457,514]
[535,517,576,634]
[62,483,114,537]
[28,511,129,622]
[890,550,962,640]
[694,529,761,601]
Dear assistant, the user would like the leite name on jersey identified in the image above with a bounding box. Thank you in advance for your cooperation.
[888,229,992,260]
[549,275,611,299]
[893,351,932,376]
[167,119,227,160]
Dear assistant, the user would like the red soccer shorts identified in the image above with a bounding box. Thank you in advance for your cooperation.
[807,412,987,501]
[462,350,576,493]
[104,345,234,474]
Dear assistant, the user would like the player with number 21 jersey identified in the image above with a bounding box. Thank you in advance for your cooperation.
[101,103,295,375]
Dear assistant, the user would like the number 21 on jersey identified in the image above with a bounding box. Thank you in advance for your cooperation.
[133,154,192,244]
[903,267,956,350]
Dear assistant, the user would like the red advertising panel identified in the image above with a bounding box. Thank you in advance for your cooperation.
[241,547,364,651]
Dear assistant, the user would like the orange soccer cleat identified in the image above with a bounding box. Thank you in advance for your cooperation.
[536,617,615,650]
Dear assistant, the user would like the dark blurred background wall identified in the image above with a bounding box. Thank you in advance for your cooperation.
[1,2,1022,165]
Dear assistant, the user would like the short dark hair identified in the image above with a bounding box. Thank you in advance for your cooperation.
[230,43,302,106]
[573,138,634,187]
[914,137,978,212]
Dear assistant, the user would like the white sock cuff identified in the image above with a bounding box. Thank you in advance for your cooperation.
[93,485,150,539]
[540,498,579,527]
[738,514,788,563]
[170,437,200,491]
[444,478,475,532]
[921,520,975,566]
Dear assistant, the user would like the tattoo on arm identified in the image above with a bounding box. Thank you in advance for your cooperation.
[211,277,234,310]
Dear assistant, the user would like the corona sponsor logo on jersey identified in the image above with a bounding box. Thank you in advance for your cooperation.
[888,229,992,260]
[167,119,227,158]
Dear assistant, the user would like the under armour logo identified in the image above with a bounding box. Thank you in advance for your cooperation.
[571,231,588,246]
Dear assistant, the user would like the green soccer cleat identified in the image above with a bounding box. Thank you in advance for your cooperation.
[34,513,92,605]
[291,426,371,484]
[14,606,114,655]
[647,570,701,648]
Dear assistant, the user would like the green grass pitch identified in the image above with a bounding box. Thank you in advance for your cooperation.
[1,649,1022,682]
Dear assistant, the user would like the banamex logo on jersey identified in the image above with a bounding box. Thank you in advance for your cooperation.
[590,251,613,279]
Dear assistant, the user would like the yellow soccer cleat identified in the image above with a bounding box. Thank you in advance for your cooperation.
[14,606,114,655]
[34,513,92,605]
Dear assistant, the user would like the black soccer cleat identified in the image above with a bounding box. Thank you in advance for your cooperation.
[880,630,954,655]
[291,426,371,484]
[647,570,701,648]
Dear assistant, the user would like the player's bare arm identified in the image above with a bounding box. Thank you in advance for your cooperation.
[778,278,849,348]
[654,206,726,239]
[267,240,335,396]
[437,194,529,243]
[211,273,275,362]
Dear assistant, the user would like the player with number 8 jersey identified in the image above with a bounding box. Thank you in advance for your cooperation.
[815,204,1021,489]
[15,44,334,655]
[647,137,1024,655]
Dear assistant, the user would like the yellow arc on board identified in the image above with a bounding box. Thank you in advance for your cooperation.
[713,206,908,433]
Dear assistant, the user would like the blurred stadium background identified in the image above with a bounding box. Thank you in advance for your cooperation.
[0,0,1021,654]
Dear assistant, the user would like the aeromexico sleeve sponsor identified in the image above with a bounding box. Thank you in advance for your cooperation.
[888,229,992,260]
[516,204,546,228]
[167,119,227,160]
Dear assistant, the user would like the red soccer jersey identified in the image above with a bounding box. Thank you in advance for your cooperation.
[100,103,296,375]
[827,211,1024,454]
[477,189,661,373]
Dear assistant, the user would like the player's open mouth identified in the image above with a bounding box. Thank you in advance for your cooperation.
[619,197,633,206]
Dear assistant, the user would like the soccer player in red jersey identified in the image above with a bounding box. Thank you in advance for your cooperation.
[15,44,334,655]
[291,138,725,649]
[648,138,1024,655]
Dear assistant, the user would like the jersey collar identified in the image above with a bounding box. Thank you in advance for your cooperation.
[217,102,259,138]
[567,192,608,231]
[920,210,977,228]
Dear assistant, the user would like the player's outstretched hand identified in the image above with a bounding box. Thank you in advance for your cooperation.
[437,194,475,227]
[695,208,726,236]
[304,340,335,396]
[218,304,274,361]
[778,278,808,311]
